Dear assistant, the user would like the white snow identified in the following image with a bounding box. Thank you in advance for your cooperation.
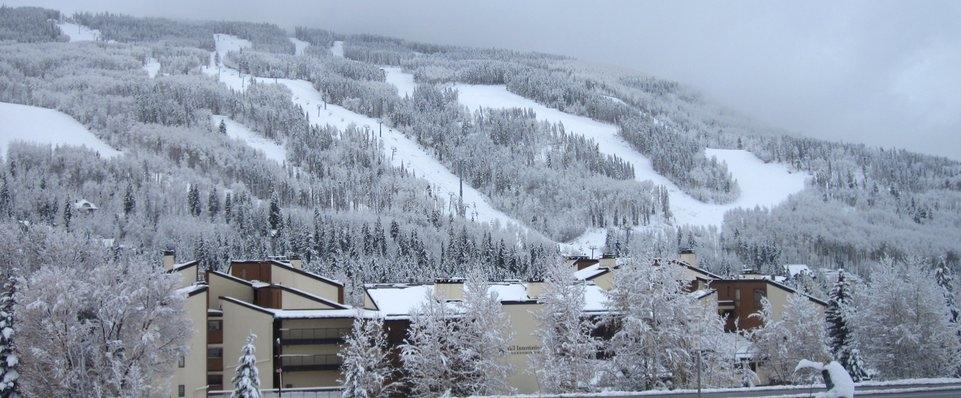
[329,41,344,58]
[0,102,120,159]
[203,56,534,235]
[488,283,529,302]
[143,57,160,78]
[365,284,435,316]
[210,115,287,164]
[796,360,855,398]
[213,33,251,63]
[382,66,416,98]
[57,22,100,42]
[452,82,808,228]
[786,264,812,277]
[561,227,607,258]
[573,264,606,281]
[288,37,309,56]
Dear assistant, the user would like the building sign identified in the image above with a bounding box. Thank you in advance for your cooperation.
[508,345,540,356]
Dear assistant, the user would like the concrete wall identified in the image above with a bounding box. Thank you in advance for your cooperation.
[501,302,543,394]
[280,290,339,310]
[271,266,341,304]
[171,290,209,398]
[208,272,254,309]
[222,299,275,389]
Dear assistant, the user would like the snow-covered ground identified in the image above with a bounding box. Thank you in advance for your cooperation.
[452,83,808,229]
[210,115,286,164]
[143,57,160,78]
[202,35,534,235]
[288,37,309,56]
[57,22,100,42]
[382,66,416,98]
[0,102,120,159]
[329,41,344,58]
[213,33,251,63]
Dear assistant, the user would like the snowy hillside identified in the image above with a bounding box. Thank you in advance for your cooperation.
[57,22,100,42]
[143,57,160,78]
[383,67,416,98]
[289,37,309,55]
[204,35,536,235]
[451,82,808,228]
[329,40,344,58]
[210,115,286,164]
[213,33,251,63]
[0,102,120,159]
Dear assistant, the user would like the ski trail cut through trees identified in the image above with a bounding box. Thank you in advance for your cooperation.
[449,81,808,229]
[0,102,120,159]
[210,115,287,164]
[204,35,537,237]
[57,22,100,42]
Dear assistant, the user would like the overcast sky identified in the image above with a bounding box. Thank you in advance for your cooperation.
[13,0,961,159]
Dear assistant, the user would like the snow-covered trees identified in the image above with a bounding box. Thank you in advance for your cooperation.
[231,332,262,398]
[825,270,869,381]
[601,258,735,390]
[339,314,395,398]
[855,258,961,379]
[400,292,458,397]
[456,271,513,395]
[400,272,512,397]
[750,293,830,384]
[534,262,598,393]
[13,259,191,397]
[0,280,19,398]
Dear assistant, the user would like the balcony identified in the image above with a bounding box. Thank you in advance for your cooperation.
[280,328,350,345]
[280,354,341,371]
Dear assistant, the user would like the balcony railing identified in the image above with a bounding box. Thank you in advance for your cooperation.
[280,328,350,345]
[280,354,341,371]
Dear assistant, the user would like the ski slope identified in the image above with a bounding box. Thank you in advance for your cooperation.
[213,33,251,63]
[202,36,533,234]
[289,37,309,55]
[57,22,100,42]
[450,81,808,229]
[211,115,286,164]
[0,102,120,159]
[383,67,416,98]
[143,57,160,78]
[330,41,344,58]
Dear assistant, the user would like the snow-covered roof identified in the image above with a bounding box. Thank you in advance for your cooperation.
[364,284,435,317]
[785,264,811,277]
[73,199,98,210]
[573,264,609,281]
[583,284,609,312]
[488,282,529,302]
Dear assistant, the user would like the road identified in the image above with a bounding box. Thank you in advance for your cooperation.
[552,382,961,398]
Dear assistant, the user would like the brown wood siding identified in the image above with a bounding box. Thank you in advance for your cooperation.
[255,286,283,309]
[713,280,769,331]
[231,261,272,282]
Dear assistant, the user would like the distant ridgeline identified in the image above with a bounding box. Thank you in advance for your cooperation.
[0,6,959,293]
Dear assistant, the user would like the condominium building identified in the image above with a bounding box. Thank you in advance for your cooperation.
[166,251,824,396]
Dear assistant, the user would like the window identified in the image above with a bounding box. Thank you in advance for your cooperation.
[754,289,766,308]
[177,385,185,397]
[178,355,185,368]
[207,320,222,331]
[207,347,223,358]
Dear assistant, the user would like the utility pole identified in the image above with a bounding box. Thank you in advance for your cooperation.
[458,161,464,217]
[696,348,703,398]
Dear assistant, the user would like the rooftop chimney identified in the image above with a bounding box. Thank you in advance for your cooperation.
[679,249,698,269]
[290,254,303,270]
[162,250,176,272]
[598,254,617,270]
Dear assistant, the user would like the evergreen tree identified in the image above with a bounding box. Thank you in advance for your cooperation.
[0,280,19,398]
[208,188,221,219]
[219,119,228,135]
[401,292,457,397]
[825,270,869,381]
[339,314,395,398]
[534,262,599,393]
[231,332,261,398]
[0,176,10,219]
[935,259,961,376]
[268,191,281,233]
[187,185,202,216]
[61,200,71,230]
[224,193,233,223]
[122,185,135,215]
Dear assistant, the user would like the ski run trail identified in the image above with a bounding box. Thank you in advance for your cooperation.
[203,35,536,237]
[57,22,100,42]
[0,102,120,159]
[210,115,287,164]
